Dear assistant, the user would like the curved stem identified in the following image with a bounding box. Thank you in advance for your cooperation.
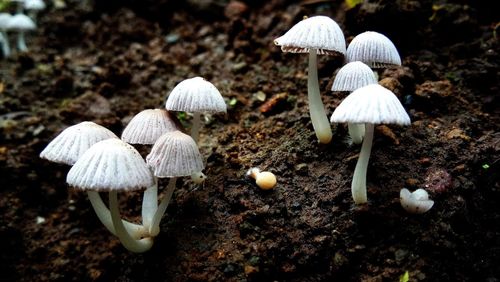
[0,31,10,57]
[149,177,177,237]
[348,123,365,144]
[191,112,201,144]
[87,191,145,239]
[141,177,158,231]
[17,32,27,52]
[308,49,332,144]
[109,191,154,253]
[351,123,374,204]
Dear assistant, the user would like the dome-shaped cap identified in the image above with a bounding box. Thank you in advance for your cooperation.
[346,31,401,68]
[24,0,46,10]
[40,121,118,165]
[7,14,36,31]
[0,13,12,29]
[274,15,346,55]
[330,84,410,125]
[165,77,226,113]
[121,109,181,145]
[146,130,204,178]
[67,139,154,191]
[331,61,377,92]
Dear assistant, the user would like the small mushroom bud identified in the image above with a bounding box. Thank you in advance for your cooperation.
[246,168,277,190]
[191,171,206,184]
[400,188,434,214]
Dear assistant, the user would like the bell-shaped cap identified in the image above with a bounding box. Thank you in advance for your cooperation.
[121,109,181,145]
[0,13,12,29]
[330,84,410,125]
[67,139,154,191]
[146,130,204,178]
[346,31,401,68]
[274,15,346,55]
[165,77,226,113]
[24,0,46,10]
[40,121,118,165]
[7,14,36,31]
[331,61,377,92]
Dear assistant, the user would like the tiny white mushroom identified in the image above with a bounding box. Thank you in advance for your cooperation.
[400,188,434,214]
[7,13,36,52]
[247,167,277,190]
[274,15,346,144]
[346,31,401,68]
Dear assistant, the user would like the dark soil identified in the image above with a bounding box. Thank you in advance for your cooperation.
[0,0,498,281]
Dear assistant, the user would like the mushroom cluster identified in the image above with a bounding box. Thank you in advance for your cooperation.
[40,77,226,252]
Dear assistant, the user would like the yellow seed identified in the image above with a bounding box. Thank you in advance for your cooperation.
[255,171,277,190]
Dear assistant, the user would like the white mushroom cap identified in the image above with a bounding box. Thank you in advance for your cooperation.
[7,14,36,31]
[121,109,181,145]
[330,84,410,125]
[146,130,204,178]
[67,139,154,191]
[24,0,46,10]
[274,15,346,55]
[165,77,226,114]
[346,31,401,68]
[0,13,12,29]
[331,61,377,92]
[400,188,434,214]
[39,121,118,165]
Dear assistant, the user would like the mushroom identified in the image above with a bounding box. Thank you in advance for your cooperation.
[23,0,45,21]
[331,61,377,144]
[274,15,346,144]
[346,31,401,68]
[146,130,204,236]
[165,76,226,144]
[0,13,12,57]
[330,84,410,204]
[121,108,181,232]
[7,13,36,52]
[67,138,155,253]
[39,121,144,239]
[246,167,277,190]
[400,188,434,214]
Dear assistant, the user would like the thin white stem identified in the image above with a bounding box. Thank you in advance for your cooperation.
[348,123,365,144]
[149,177,177,237]
[308,49,332,144]
[17,31,28,52]
[0,31,11,57]
[109,191,154,253]
[87,191,145,239]
[351,123,374,204]
[141,177,158,231]
[191,112,201,144]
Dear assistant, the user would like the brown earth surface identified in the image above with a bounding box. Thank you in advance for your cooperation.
[0,0,499,281]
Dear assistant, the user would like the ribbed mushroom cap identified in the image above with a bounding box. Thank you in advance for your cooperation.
[146,130,204,178]
[165,77,226,113]
[330,84,410,125]
[0,13,12,29]
[346,31,401,68]
[121,109,181,145]
[274,15,346,55]
[331,61,377,92]
[67,139,154,191]
[7,14,36,31]
[24,0,46,10]
[40,121,118,165]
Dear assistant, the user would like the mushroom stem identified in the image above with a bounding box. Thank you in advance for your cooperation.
[17,31,28,52]
[149,177,177,237]
[0,31,11,57]
[351,123,374,204]
[308,48,332,144]
[348,123,365,144]
[109,191,154,253]
[141,176,158,231]
[87,191,145,239]
[191,112,201,143]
